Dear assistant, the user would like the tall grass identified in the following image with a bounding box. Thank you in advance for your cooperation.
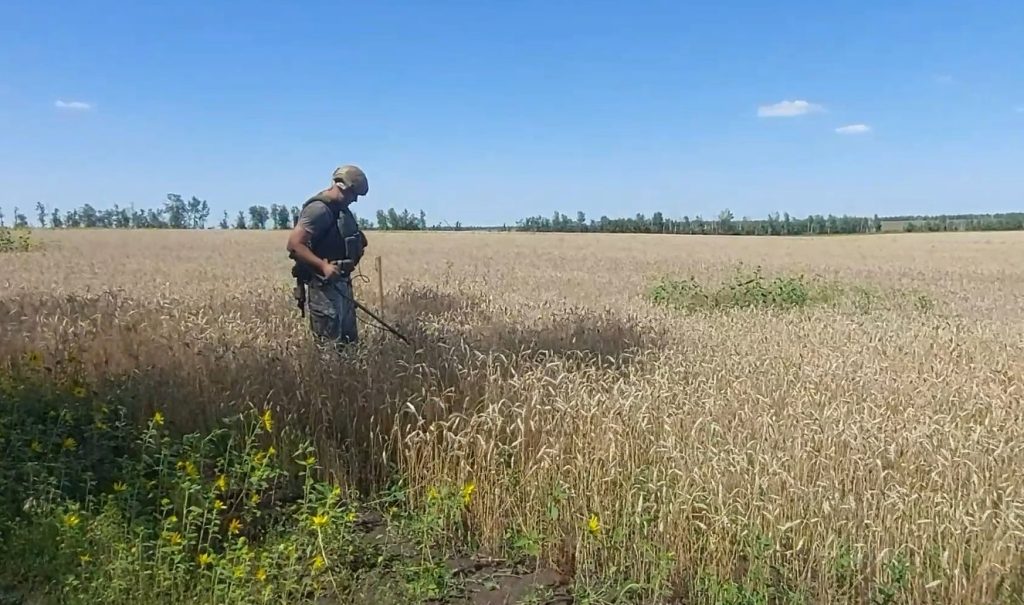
[2,229,1024,603]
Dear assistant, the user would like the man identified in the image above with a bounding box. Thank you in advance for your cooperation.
[287,165,369,345]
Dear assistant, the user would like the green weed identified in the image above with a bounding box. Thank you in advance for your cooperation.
[648,264,838,312]
[0,227,37,253]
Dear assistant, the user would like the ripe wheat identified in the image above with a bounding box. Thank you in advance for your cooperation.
[2,229,1023,603]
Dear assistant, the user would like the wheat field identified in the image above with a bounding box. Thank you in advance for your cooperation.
[2,228,1023,603]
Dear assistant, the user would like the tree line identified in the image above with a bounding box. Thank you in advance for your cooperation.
[900,213,1024,232]
[515,209,884,235]
[5,199,1024,235]
[515,209,1024,235]
[0,197,429,231]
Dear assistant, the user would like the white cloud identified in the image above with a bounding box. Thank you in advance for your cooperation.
[54,99,93,111]
[757,99,825,117]
[835,124,871,135]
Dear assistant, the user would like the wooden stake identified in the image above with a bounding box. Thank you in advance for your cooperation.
[375,255,385,317]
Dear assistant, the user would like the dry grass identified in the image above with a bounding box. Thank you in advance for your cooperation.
[3,229,1024,603]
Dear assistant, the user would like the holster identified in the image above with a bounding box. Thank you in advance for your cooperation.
[290,256,312,317]
[293,276,306,317]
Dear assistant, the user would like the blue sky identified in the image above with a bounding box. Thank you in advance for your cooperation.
[1,0,1022,227]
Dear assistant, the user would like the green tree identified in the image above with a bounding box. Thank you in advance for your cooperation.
[248,205,270,230]
[271,204,291,230]
[13,206,29,229]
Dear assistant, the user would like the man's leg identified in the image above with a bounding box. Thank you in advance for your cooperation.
[307,282,341,341]
[333,277,359,344]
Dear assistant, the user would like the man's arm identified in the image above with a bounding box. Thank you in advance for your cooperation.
[286,202,336,279]
[286,224,330,277]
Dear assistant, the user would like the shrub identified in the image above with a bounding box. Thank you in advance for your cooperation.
[648,264,837,312]
[0,227,38,253]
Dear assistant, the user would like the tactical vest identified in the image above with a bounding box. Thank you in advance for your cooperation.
[294,193,366,280]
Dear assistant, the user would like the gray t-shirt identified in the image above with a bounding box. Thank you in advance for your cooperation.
[297,200,336,243]
[296,200,355,262]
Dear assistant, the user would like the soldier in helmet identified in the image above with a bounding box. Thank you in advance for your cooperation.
[287,165,370,345]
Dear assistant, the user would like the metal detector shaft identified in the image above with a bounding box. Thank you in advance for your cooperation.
[350,295,411,345]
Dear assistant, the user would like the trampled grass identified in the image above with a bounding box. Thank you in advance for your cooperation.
[2,229,1024,603]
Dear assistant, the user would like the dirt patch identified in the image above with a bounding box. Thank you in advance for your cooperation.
[444,557,572,605]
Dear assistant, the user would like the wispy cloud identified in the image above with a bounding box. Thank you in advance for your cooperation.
[54,99,93,111]
[757,99,825,118]
[835,124,871,135]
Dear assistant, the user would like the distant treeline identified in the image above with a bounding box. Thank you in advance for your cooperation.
[515,210,883,235]
[515,209,1024,235]
[5,199,1024,235]
[898,213,1024,232]
[0,197,430,231]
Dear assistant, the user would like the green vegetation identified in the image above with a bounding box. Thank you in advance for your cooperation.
[900,212,1024,232]
[10,200,1024,234]
[7,199,428,231]
[516,209,1024,235]
[646,264,943,317]
[648,265,841,312]
[0,227,37,253]
[518,209,884,235]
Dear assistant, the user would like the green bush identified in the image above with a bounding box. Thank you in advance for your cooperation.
[0,227,37,253]
[648,265,838,312]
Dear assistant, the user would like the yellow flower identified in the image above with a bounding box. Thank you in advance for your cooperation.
[72,386,87,398]
[30,440,43,453]
[164,531,183,546]
[78,553,91,564]
[310,513,329,529]
[311,555,325,571]
[197,552,214,567]
[228,518,243,535]
[166,514,179,525]
[176,460,198,478]
[267,446,277,457]
[233,565,245,579]
[461,482,476,506]
[93,420,108,431]
[426,486,439,502]
[345,510,358,523]
[63,512,81,528]
[215,474,228,493]
[302,455,316,467]
[62,437,78,451]
[213,499,225,511]
[25,350,44,368]
[152,411,165,427]
[261,409,273,432]
[587,513,601,536]
[255,568,267,582]
[112,481,128,493]
[250,493,261,506]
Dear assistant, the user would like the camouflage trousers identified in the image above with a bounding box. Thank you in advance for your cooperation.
[306,276,358,345]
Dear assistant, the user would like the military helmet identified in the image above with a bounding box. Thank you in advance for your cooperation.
[332,165,369,196]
